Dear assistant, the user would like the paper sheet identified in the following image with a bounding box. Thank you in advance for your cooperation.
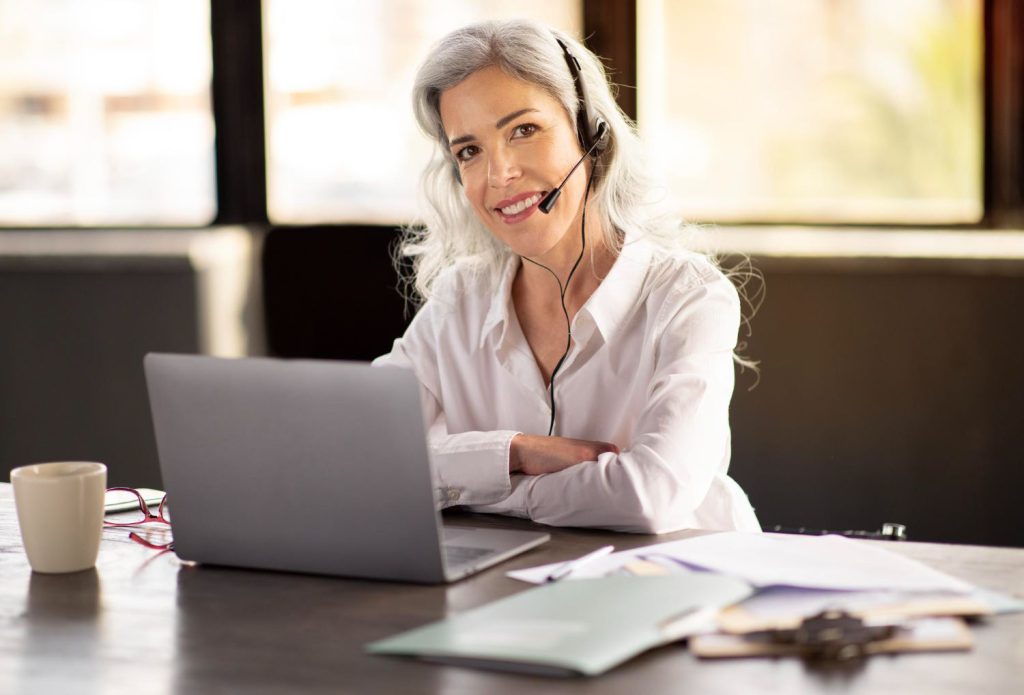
[714,586,992,633]
[507,532,973,594]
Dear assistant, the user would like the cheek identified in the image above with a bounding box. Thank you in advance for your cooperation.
[463,176,487,209]
[459,175,494,224]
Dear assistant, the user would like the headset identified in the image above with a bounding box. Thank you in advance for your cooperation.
[535,37,610,213]
[526,34,610,437]
[557,37,609,158]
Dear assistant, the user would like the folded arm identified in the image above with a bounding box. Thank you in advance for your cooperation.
[470,278,741,533]
[374,273,742,532]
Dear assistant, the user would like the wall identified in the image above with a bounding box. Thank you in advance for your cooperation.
[729,256,1024,547]
[0,230,257,489]
[0,259,198,488]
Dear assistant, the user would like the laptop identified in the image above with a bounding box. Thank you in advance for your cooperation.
[143,353,549,583]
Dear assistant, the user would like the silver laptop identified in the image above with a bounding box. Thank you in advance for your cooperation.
[143,353,549,583]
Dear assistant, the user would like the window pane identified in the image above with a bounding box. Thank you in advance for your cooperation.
[637,0,982,224]
[0,0,215,226]
[264,0,582,224]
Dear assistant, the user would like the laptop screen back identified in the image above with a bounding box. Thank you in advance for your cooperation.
[144,354,447,582]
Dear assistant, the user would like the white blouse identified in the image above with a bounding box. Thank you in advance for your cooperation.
[373,237,760,534]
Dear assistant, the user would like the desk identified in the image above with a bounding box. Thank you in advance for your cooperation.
[1,483,1022,694]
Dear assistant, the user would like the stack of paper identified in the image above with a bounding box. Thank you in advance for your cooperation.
[369,533,1022,673]
[507,532,1023,660]
[508,532,972,592]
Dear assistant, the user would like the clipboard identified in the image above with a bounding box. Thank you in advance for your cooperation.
[715,593,991,634]
[690,616,974,659]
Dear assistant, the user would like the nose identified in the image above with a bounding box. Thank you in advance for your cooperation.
[487,145,520,188]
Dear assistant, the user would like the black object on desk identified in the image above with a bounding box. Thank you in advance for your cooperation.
[746,610,902,661]
[769,523,908,541]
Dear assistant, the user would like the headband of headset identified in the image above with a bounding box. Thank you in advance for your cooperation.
[554,36,609,155]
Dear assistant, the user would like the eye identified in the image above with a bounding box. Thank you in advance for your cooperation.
[454,144,480,163]
[511,123,538,139]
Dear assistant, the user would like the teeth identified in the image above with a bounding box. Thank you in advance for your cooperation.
[500,193,542,216]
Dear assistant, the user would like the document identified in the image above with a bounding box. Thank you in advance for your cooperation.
[367,574,752,676]
[508,532,974,594]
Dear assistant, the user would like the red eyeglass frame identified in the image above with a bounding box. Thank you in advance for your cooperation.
[104,486,174,551]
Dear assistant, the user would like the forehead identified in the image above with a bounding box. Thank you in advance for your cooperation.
[439,65,566,137]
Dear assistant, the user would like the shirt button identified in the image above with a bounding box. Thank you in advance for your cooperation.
[445,488,461,502]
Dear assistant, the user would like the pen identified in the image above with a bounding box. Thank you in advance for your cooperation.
[545,544,615,582]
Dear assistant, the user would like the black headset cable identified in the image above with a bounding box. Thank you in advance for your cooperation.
[522,164,597,436]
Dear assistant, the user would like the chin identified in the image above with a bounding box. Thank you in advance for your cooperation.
[487,223,562,260]
[501,234,560,260]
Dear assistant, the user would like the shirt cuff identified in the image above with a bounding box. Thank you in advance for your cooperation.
[430,430,520,507]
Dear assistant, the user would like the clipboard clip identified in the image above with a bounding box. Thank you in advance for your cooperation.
[746,609,902,661]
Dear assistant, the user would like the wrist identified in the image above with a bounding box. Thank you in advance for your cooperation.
[509,433,524,473]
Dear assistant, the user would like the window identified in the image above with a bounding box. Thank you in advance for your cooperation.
[0,0,215,226]
[637,0,983,224]
[2,1,1012,230]
[263,0,582,224]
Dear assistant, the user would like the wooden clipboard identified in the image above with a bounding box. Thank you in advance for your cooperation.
[690,617,974,658]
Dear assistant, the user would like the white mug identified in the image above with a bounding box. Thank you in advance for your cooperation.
[11,461,107,573]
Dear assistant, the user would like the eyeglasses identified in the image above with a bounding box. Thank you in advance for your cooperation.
[104,487,174,551]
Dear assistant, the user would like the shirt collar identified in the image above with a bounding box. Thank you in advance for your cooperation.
[477,234,655,350]
[579,234,653,344]
[479,253,520,350]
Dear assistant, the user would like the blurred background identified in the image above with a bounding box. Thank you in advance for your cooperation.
[1,0,1021,545]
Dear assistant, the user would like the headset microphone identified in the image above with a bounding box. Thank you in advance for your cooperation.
[538,122,608,214]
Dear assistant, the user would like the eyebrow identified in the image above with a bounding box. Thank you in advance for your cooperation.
[448,108,539,149]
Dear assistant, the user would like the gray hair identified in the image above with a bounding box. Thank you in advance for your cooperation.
[400,18,681,302]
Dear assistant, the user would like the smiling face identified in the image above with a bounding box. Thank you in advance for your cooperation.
[439,65,591,262]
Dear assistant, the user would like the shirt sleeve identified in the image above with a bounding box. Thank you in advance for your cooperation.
[372,300,519,509]
[468,272,741,533]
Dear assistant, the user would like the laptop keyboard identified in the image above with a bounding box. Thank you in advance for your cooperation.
[444,545,494,567]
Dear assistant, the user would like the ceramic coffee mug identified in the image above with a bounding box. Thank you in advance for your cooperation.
[11,461,107,573]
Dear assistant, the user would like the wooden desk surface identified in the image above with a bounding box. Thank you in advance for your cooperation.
[1,483,1021,695]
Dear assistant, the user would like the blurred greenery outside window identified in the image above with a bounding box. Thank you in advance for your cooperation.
[638,0,982,225]
[0,0,215,226]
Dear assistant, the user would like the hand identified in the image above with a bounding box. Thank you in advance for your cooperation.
[509,434,620,476]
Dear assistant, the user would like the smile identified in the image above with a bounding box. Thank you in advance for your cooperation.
[499,193,543,215]
[494,192,545,223]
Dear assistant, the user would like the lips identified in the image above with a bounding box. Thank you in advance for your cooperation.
[494,191,546,223]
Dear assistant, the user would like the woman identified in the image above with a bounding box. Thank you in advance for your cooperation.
[374,19,759,534]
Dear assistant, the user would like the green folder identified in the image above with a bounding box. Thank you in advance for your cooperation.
[366,575,752,676]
